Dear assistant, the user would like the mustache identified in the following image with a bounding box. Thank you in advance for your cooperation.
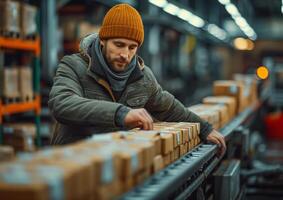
[114,58,129,64]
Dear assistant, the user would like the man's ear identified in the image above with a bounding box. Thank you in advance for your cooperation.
[100,40,105,47]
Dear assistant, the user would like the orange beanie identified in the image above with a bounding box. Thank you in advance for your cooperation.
[99,4,144,46]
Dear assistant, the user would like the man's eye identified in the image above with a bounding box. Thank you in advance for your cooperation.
[115,43,123,47]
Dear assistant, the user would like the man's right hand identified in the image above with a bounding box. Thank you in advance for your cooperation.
[124,108,153,130]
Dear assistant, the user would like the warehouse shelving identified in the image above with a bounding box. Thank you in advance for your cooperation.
[0,36,41,146]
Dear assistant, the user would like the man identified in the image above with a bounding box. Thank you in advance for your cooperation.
[49,4,226,155]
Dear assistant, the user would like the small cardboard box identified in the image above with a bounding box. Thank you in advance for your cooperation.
[203,96,237,120]
[20,2,37,36]
[2,67,20,98]
[0,145,14,162]
[129,130,161,156]
[213,80,245,114]
[18,67,33,101]
[0,0,20,34]
[163,153,171,166]
[153,126,183,146]
[160,133,174,155]
[152,155,164,173]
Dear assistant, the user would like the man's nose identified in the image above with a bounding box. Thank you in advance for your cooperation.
[120,48,129,60]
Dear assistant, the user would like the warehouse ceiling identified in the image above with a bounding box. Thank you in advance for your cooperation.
[222,0,283,40]
[250,0,282,18]
[55,0,283,40]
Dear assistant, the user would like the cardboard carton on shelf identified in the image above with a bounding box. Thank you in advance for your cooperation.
[0,0,20,35]
[18,66,33,101]
[20,2,37,37]
[2,67,20,99]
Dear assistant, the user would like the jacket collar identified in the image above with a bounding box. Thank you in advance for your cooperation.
[79,33,145,71]
[78,33,145,101]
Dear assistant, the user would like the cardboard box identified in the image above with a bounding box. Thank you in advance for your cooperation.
[174,146,180,160]
[123,139,155,170]
[0,163,50,200]
[203,96,237,120]
[2,67,20,99]
[18,67,33,101]
[189,105,220,130]
[190,104,229,128]
[163,153,171,166]
[160,133,174,155]
[20,3,37,37]
[152,155,164,173]
[128,130,161,156]
[234,74,258,107]
[0,145,14,162]
[213,80,245,113]
[153,126,183,146]
[0,161,85,200]
[0,0,20,34]
[180,144,187,156]
[3,123,36,152]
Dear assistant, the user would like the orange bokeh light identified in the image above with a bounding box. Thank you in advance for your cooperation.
[256,66,269,79]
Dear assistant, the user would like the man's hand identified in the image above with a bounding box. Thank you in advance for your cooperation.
[206,129,226,157]
[124,108,153,130]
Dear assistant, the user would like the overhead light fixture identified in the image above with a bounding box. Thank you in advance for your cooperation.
[281,0,283,14]
[218,2,257,40]
[225,3,240,17]
[177,9,193,21]
[218,0,230,5]
[150,0,227,41]
[177,8,205,28]
[163,3,180,16]
[148,0,167,8]
[207,24,227,40]
[188,15,205,28]
[233,37,254,50]
[234,17,248,28]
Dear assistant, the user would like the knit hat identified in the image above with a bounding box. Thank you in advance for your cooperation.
[99,4,144,46]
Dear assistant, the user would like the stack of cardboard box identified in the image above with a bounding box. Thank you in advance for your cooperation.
[1,66,33,102]
[0,122,202,199]
[0,1,37,38]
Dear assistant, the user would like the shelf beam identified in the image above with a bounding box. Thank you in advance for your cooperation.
[0,95,41,120]
[0,37,40,56]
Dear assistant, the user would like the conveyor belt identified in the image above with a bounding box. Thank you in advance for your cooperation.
[120,103,260,200]
[120,144,218,200]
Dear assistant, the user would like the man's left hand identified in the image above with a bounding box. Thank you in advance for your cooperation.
[206,129,226,157]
